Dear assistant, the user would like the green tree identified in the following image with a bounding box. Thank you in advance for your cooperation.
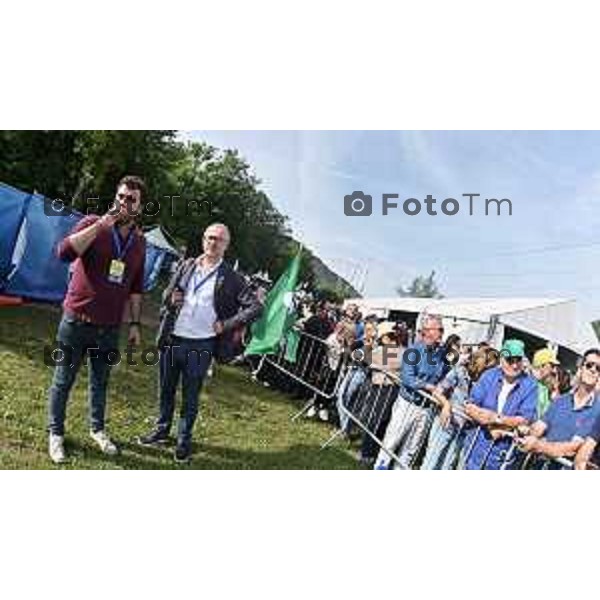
[592,320,600,342]
[0,131,325,288]
[162,142,306,281]
[71,130,180,214]
[396,270,444,298]
[0,130,83,200]
[0,130,180,213]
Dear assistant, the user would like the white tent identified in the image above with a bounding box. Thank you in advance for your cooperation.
[145,226,181,256]
[343,297,597,357]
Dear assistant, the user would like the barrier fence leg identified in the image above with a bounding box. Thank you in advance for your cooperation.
[290,397,316,422]
[499,440,518,470]
[321,428,345,450]
[250,355,267,381]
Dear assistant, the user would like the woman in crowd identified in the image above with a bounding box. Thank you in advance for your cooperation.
[551,365,572,399]
[421,343,499,469]
[334,310,369,432]
[358,321,407,467]
[314,319,356,421]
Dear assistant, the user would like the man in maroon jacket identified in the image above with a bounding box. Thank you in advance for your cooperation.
[47,175,146,464]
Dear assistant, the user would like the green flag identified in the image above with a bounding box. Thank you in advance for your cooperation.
[283,328,301,363]
[244,248,302,356]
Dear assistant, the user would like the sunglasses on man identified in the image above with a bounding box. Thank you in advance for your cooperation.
[504,356,523,365]
[583,361,600,375]
[117,192,137,203]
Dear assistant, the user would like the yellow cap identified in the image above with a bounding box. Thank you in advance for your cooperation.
[532,348,560,368]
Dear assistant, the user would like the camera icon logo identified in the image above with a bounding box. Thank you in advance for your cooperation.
[44,343,75,368]
[43,198,73,217]
[344,191,372,216]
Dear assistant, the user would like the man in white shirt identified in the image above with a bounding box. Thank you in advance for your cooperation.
[139,223,262,462]
[463,339,538,469]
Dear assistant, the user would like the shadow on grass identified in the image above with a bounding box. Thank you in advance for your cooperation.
[59,438,358,470]
[1,305,361,470]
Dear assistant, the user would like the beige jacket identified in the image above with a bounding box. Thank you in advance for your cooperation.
[370,344,403,385]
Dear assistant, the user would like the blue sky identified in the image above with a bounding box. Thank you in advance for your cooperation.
[188,131,600,322]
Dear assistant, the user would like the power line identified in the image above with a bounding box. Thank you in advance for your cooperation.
[449,238,600,265]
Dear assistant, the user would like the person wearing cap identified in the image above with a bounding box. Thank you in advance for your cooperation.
[532,347,560,418]
[462,339,538,469]
[358,321,403,466]
[369,321,400,385]
[518,348,600,468]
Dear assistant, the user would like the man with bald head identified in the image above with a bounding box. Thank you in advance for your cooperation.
[139,223,262,462]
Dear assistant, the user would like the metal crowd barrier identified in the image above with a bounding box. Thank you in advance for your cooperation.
[322,364,402,463]
[251,327,348,420]
[334,382,585,470]
[416,390,578,470]
[249,334,596,470]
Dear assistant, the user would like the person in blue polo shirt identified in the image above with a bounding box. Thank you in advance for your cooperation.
[374,314,449,470]
[462,339,537,469]
[574,415,600,470]
[519,348,600,468]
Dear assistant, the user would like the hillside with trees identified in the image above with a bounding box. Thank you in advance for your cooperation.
[0,130,356,298]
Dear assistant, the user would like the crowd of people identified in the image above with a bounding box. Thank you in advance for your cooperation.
[262,301,600,470]
[44,174,600,470]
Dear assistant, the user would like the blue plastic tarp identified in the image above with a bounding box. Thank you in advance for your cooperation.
[0,181,177,302]
[0,182,29,284]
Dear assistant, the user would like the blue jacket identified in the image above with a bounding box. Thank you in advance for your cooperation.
[400,341,449,404]
[464,367,537,469]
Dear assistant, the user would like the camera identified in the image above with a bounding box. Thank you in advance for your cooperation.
[344,191,372,216]
[44,343,75,368]
[43,198,73,217]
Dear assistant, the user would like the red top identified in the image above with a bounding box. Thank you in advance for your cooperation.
[56,215,146,326]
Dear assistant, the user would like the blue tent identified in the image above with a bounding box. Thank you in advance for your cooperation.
[0,183,29,284]
[0,181,179,302]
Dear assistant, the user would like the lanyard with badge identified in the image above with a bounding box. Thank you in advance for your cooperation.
[190,263,219,296]
[108,226,135,285]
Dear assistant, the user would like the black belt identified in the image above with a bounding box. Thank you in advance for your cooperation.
[171,334,216,343]
[65,311,118,329]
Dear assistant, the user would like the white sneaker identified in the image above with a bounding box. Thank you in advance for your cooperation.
[90,430,118,455]
[306,406,317,418]
[49,434,66,464]
[318,408,329,422]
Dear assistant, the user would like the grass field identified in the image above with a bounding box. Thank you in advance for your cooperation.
[0,305,358,469]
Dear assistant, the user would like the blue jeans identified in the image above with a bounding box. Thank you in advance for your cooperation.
[48,314,120,436]
[420,415,466,470]
[374,393,435,470]
[336,367,366,433]
[156,336,215,446]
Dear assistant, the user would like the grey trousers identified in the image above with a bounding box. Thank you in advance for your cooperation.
[374,394,433,470]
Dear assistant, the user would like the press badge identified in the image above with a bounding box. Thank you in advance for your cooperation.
[108,259,126,284]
